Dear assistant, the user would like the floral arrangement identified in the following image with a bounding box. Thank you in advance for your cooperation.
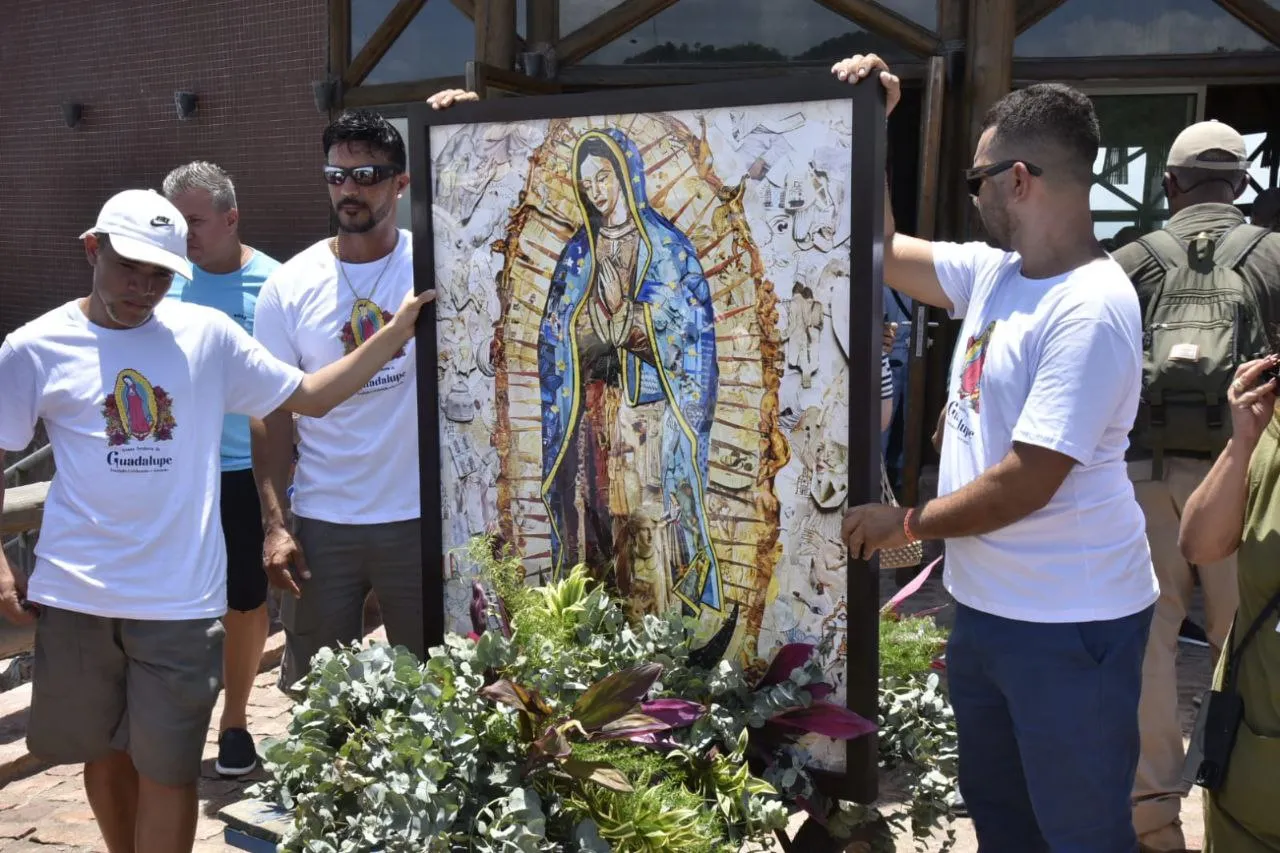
[250,536,876,852]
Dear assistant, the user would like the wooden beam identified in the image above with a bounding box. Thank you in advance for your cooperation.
[1014,0,1066,34]
[914,0,966,481]
[452,0,531,54]
[341,76,467,107]
[938,0,966,40]
[934,0,967,238]
[328,0,351,80]
[528,0,558,45]
[899,55,946,509]
[0,482,47,537]
[344,0,428,88]
[466,60,563,95]
[965,0,1015,149]
[812,0,942,57]
[556,0,680,66]
[1215,0,1280,47]
[475,0,518,70]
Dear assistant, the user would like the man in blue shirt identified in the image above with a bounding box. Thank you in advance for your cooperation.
[163,161,279,778]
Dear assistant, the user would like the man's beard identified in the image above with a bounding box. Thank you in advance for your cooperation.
[978,203,1013,252]
[335,201,386,234]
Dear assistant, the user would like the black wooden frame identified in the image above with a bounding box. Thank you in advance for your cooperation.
[408,74,886,803]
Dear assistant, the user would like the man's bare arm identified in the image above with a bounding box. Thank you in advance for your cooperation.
[831,53,954,313]
[279,288,432,418]
[1179,439,1250,565]
[883,179,954,313]
[251,414,293,532]
[251,412,308,597]
[910,442,1075,540]
[281,315,411,417]
[0,475,34,624]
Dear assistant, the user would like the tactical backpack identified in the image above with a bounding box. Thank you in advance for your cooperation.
[1130,223,1272,477]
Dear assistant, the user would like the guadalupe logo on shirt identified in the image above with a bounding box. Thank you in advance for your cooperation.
[958,320,997,413]
[340,298,408,395]
[101,368,177,472]
[340,298,405,359]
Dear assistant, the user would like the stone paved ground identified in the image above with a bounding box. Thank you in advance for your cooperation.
[0,653,304,853]
[0,571,1213,852]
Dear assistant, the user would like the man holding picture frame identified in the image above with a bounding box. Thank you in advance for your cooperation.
[838,54,1158,853]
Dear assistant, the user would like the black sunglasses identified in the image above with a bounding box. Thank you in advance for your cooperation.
[965,160,1043,198]
[323,165,403,187]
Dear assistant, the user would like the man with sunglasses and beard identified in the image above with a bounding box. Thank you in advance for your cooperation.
[252,109,427,691]
[836,55,1158,852]
[0,189,434,853]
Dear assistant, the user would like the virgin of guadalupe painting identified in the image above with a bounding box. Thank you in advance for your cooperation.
[460,108,792,673]
[540,128,722,616]
[413,78,885,782]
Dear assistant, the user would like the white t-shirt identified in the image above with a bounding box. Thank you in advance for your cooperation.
[0,300,304,620]
[933,241,1158,623]
[254,229,418,524]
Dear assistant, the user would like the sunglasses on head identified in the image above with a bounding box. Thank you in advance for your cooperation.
[323,165,402,187]
[965,160,1043,198]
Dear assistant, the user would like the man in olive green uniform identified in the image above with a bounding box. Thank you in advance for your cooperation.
[1114,120,1280,852]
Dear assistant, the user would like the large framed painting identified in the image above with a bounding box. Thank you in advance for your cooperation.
[409,76,886,800]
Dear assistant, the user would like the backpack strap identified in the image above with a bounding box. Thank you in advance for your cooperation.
[1134,229,1191,329]
[1215,222,1271,271]
[1134,228,1190,274]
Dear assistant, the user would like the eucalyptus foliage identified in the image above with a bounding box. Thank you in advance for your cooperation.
[875,612,960,852]
[251,538,876,852]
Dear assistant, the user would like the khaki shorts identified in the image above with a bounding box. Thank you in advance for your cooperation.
[27,606,224,786]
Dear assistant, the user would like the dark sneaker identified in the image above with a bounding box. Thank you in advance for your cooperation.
[1178,619,1210,648]
[215,727,259,777]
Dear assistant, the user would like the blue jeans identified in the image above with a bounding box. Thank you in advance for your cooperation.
[946,603,1155,853]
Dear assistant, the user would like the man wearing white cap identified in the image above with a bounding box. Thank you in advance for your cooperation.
[1114,120,1280,852]
[0,189,434,853]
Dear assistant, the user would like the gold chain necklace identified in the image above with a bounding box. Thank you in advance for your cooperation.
[330,235,395,303]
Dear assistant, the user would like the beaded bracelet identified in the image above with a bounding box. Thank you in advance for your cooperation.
[903,508,920,544]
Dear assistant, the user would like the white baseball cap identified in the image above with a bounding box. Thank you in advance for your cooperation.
[80,189,193,280]
[1167,120,1249,172]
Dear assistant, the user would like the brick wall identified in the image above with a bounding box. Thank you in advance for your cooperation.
[0,0,332,336]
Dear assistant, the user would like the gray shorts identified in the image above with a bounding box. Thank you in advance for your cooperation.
[27,606,224,787]
[279,516,423,692]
